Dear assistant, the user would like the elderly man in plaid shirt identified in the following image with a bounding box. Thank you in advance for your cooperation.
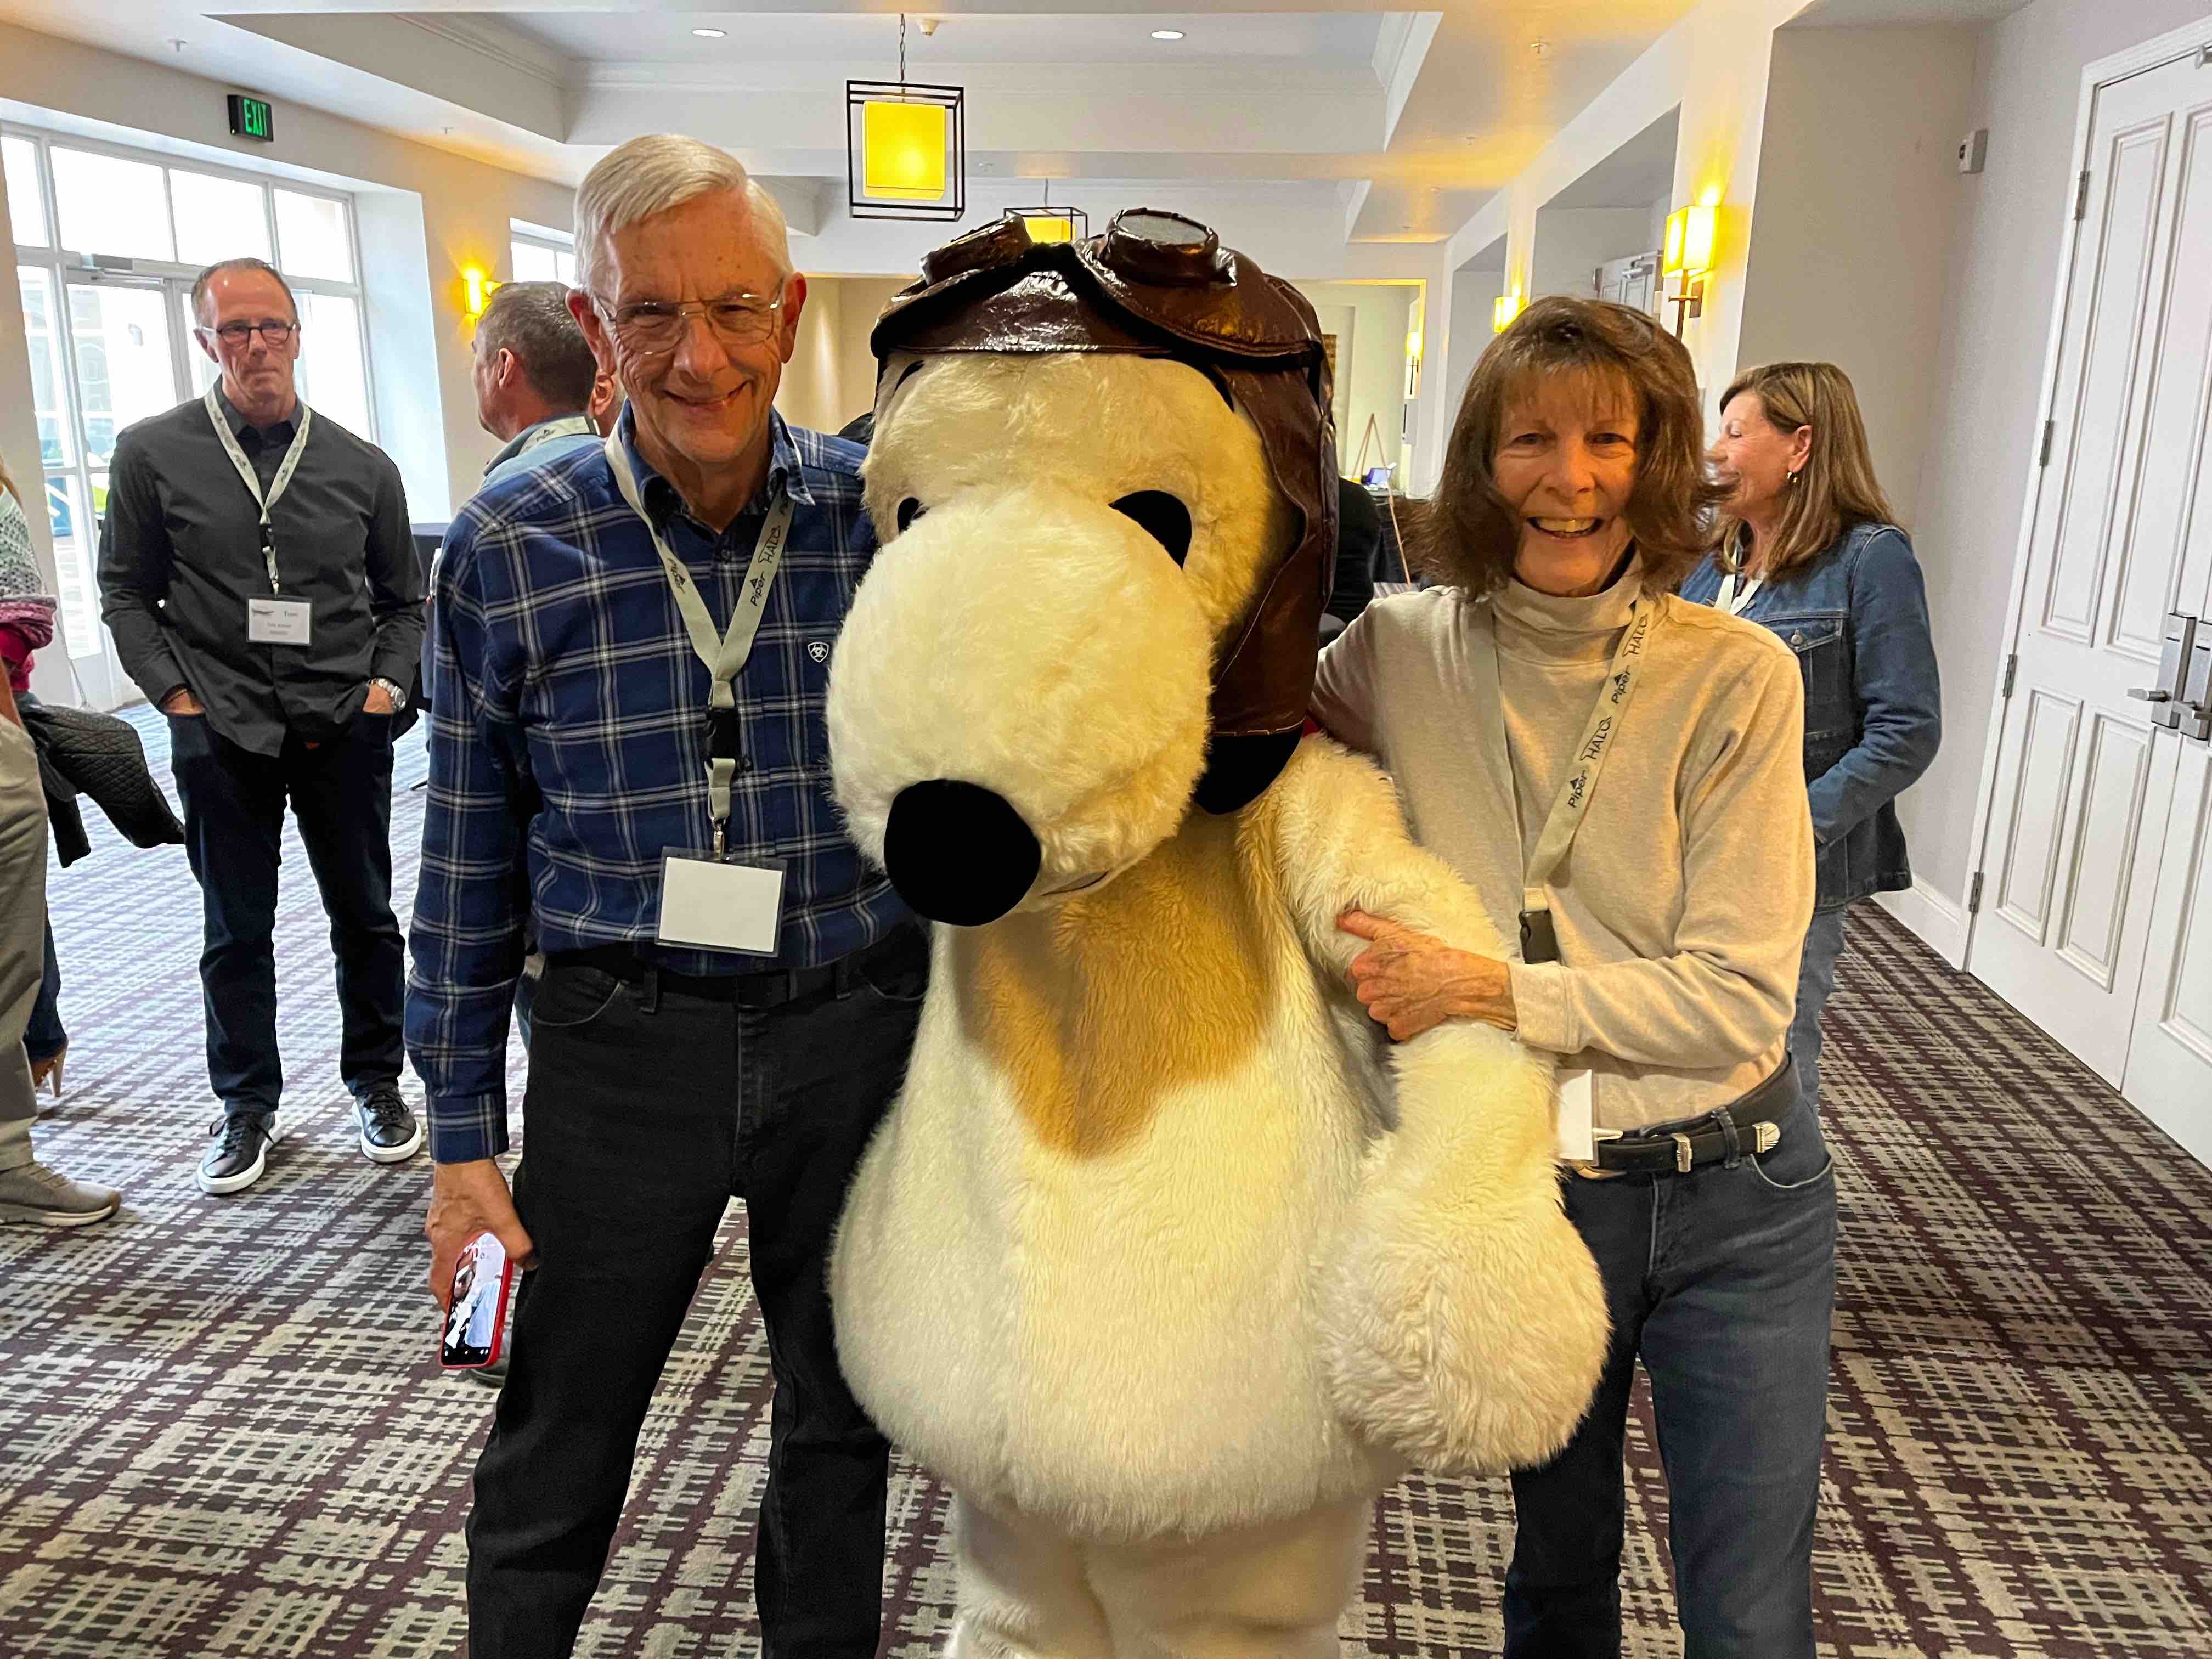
[407,134,922,1658]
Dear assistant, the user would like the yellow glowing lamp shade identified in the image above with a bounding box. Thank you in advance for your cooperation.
[464,266,492,319]
[1493,292,1523,333]
[1663,205,1718,277]
[1024,214,1076,245]
[862,100,948,201]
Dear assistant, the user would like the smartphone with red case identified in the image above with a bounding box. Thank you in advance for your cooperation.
[441,1230,517,1370]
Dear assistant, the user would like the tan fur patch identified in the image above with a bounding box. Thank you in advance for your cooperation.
[953,814,1284,1158]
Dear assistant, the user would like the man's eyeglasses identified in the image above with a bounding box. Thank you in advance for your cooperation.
[590,284,787,357]
[200,320,297,348]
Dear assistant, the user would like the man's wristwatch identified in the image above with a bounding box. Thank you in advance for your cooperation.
[370,677,409,714]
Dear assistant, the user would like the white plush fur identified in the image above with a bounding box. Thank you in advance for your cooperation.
[828,355,1609,1593]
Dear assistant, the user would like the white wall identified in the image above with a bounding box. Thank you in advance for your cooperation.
[773,275,918,437]
[1293,281,1418,481]
[1443,255,1506,435]
[0,20,577,527]
[1530,207,1658,302]
[1892,0,2212,920]
[1736,25,1978,534]
[1424,0,1820,489]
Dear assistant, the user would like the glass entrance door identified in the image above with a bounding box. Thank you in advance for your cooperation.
[48,274,192,709]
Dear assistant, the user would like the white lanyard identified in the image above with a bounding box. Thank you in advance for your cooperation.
[1715,567,1762,616]
[205,386,312,595]
[604,431,795,855]
[1469,591,1660,929]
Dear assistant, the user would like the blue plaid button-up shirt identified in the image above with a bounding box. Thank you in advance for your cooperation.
[407,411,909,1161]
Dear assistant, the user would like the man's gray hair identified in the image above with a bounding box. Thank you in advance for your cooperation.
[574,134,793,294]
[478,280,598,410]
[190,257,300,325]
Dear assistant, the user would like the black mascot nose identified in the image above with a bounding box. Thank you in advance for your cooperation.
[883,780,1043,927]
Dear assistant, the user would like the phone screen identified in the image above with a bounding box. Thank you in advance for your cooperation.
[441,1231,515,1369]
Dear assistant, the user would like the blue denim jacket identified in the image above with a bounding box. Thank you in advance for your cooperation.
[1680,522,1940,914]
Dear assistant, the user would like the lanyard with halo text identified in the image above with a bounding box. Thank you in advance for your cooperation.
[205,386,312,594]
[604,430,795,858]
[1468,590,1660,964]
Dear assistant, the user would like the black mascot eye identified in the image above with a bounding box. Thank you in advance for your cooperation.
[896,498,927,534]
[1110,492,1192,567]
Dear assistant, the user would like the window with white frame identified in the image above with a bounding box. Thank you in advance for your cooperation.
[511,221,578,289]
[5,125,376,663]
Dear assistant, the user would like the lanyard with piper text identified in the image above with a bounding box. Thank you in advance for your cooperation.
[205,385,313,596]
[1471,592,1659,965]
[603,431,795,857]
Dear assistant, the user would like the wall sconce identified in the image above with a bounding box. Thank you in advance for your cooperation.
[462,265,497,321]
[1492,290,1523,334]
[848,14,967,222]
[1662,204,1718,337]
[1403,318,1423,400]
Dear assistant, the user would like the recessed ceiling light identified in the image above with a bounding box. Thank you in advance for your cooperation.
[1151,30,1186,42]
[692,27,727,39]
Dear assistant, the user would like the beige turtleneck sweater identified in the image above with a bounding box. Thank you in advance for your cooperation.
[1312,565,1814,1132]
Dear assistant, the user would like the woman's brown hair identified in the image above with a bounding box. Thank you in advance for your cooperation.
[1416,296,1722,594]
[1714,361,1895,578]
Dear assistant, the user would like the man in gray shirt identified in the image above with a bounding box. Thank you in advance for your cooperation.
[99,256,424,1197]
[471,280,605,489]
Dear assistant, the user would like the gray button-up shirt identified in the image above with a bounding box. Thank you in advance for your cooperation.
[98,388,423,755]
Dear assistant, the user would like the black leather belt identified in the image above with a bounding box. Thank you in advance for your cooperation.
[546,928,915,1011]
[1579,1057,1798,1178]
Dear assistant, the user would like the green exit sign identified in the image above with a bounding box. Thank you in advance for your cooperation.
[227,94,275,143]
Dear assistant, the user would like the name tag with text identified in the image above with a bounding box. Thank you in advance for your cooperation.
[247,597,313,646]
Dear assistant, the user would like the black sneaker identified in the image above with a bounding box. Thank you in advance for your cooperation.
[356,1086,424,1164]
[199,1112,284,1196]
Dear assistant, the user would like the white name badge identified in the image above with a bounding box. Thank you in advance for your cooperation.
[656,851,786,957]
[247,596,313,646]
[1554,1067,1596,1164]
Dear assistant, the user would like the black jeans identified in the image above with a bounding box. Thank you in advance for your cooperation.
[465,945,925,1657]
[166,712,404,1118]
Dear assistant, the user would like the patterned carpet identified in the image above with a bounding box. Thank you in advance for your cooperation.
[2,710,2209,1657]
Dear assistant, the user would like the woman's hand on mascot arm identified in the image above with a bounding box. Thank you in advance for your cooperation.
[1338,910,1516,1042]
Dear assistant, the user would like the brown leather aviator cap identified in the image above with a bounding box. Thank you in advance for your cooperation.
[872,209,1339,813]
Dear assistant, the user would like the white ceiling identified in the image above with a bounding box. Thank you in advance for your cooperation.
[498,12,1389,66]
[0,0,2033,262]
[1544,108,1678,211]
[1788,0,2031,25]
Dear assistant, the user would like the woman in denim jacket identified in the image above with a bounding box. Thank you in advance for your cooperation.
[1682,362,1941,1115]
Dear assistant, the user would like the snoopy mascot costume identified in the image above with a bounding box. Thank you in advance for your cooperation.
[827,210,1609,1655]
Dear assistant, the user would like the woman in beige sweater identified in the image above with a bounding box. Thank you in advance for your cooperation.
[1313,298,1825,1657]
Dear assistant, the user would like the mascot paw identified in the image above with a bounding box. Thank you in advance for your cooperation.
[1322,1190,1610,1475]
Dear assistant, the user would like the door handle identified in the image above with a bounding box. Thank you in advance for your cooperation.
[2143,613,2200,730]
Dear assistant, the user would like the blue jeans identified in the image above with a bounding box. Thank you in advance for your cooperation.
[25,912,64,1063]
[1792,911,1849,1118]
[1504,1077,1837,1658]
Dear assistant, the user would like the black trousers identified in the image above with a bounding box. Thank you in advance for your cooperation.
[166,712,404,1118]
[465,947,924,1657]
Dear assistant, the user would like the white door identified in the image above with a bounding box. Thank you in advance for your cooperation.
[1968,48,2212,1157]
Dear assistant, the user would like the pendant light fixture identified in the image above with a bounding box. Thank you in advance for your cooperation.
[848,13,967,221]
[1009,178,1088,245]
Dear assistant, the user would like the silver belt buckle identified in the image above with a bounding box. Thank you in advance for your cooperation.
[1571,1128,1626,1180]
[1671,1131,1695,1174]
